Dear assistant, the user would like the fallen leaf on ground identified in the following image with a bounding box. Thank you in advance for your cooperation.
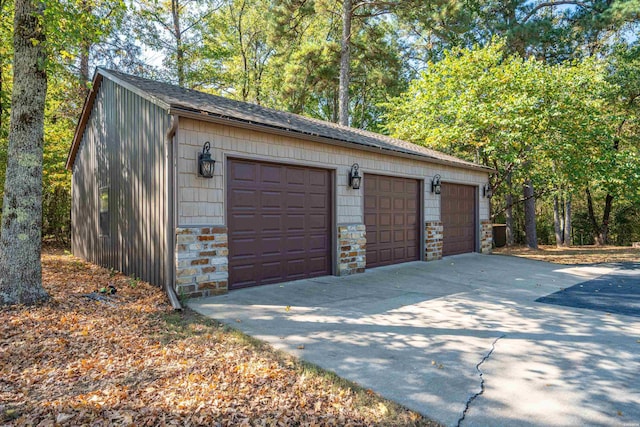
[0,247,436,427]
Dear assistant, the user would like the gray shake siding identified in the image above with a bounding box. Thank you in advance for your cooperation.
[71,78,170,286]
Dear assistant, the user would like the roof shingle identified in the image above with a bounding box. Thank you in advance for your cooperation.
[69,68,491,172]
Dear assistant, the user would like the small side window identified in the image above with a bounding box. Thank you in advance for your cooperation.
[99,186,109,236]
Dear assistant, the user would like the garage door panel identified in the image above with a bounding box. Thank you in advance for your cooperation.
[229,188,258,208]
[367,231,378,245]
[286,236,305,254]
[286,192,305,208]
[230,264,257,287]
[261,165,283,183]
[228,159,332,289]
[308,234,329,251]
[232,215,261,233]
[230,238,258,257]
[309,193,327,209]
[379,214,392,226]
[364,196,376,210]
[262,236,284,256]
[308,256,330,273]
[393,247,406,259]
[368,251,378,265]
[442,183,476,256]
[308,170,328,186]
[287,259,306,275]
[286,168,305,185]
[365,174,420,268]
[230,162,257,183]
[309,214,329,229]
[379,230,392,244]
[285,214,305,231]
[393,198,404,210]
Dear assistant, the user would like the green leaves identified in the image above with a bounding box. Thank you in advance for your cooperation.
[384,37,640,224]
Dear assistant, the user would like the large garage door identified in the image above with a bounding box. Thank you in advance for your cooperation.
[227,159,332,289]
[364,174,420,268]
[441,183,477,256]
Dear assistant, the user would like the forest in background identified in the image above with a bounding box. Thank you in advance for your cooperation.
[0,0,639,248]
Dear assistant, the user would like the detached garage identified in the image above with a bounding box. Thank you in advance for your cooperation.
[66,69,493,301]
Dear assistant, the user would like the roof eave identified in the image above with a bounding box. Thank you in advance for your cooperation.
[169,106,494,173]
[65,71,103,170]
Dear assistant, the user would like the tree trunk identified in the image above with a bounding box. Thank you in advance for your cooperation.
[0,0,49,305]
[338,0,352,126]
[585,186,599,242]
[563,196,571,246]
[79,0,91,93]
[599,194,614,245]
[171,0,184,86]
[585,187,613,246]
[523,179,537,249]
[553,195,563,247]
[505,173,514,246]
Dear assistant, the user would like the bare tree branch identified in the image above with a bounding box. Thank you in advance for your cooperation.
[520,1,592,24]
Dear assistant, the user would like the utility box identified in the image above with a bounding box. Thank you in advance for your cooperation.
[493,224,507,247]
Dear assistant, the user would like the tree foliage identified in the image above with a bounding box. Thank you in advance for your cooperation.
[384,38,640,244]
[0,0,638,248]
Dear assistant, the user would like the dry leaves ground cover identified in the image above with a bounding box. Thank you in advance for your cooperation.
[1,248,436,426]
[493,245,640,265]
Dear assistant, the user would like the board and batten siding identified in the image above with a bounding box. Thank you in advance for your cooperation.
[71,78,170,287]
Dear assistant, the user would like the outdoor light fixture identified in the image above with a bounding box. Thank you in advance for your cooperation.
[349,163,362,189]
[431,174,442,194]
[198,141,215,178]
[483,183,493,198]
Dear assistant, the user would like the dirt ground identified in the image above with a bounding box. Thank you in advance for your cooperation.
[493,245,640,265]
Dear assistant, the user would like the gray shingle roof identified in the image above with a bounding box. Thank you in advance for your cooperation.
[71,68,490,172]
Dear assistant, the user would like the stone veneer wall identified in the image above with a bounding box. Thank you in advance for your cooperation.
[480,220,493,254]
[175,226,229,297]
[425,221,443,261]
[338,224,366,276]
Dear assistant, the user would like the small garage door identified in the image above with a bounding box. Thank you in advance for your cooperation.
[227,159,332,289]
[441,183,477,256]
[364,174,420,268]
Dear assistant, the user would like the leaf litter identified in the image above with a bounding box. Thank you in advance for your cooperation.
[0,248,437,426]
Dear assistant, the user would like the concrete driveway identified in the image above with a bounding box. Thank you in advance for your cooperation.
[189,254,640,426]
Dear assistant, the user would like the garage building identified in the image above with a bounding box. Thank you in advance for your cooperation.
[66,69,493,301]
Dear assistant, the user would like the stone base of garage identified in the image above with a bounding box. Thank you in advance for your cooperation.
[481,220,493,254]
[338,224,366,276]
[174,220,491,298]
[425,221,443,260]
[175,226,229,298]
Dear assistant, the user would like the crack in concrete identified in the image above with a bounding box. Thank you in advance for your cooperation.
[457,334,506,427]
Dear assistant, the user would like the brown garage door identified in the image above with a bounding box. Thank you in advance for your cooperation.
[441,183,477,256]
[364,174,420,268]
[227,159,332,289]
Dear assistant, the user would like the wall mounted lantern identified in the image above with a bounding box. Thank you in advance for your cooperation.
[483,183,493,198]
[349,163,362,189]
[198,141,215,178]
[431,174,442,194]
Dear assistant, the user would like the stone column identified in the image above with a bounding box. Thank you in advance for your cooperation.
[425,221,443,261]
[480,220,493,254]
[175,226,228,298]
[338,224,366,275]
